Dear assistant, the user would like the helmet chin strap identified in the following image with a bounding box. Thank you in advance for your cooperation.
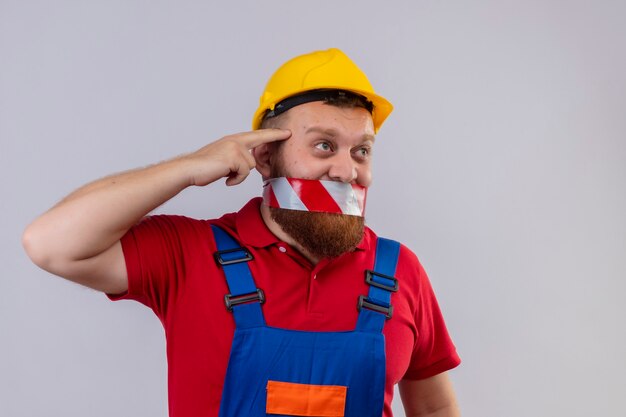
[262,177,367,217]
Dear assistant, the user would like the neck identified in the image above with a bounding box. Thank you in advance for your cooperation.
[259,203,320,264]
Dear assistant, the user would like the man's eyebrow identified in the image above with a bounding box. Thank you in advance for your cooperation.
[362,134,376,143]
[304,126,376,143]
[304,126,338,137]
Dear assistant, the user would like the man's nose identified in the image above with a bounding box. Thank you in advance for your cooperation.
[328,153,357,183]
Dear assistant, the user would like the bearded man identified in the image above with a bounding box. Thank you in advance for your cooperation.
[23,48,461,417]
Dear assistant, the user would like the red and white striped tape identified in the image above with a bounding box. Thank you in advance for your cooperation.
[263,178,367,216]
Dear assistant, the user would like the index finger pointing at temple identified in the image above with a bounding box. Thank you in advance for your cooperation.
[242,129,292,149]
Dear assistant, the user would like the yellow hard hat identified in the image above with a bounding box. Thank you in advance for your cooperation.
[252,48,393,133]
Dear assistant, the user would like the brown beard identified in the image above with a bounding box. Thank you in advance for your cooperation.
[269,208,364,259]
[268,146,365,260]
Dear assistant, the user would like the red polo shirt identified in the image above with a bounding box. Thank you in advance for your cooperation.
[111,198,460,417]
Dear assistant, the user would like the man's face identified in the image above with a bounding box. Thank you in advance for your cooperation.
[269,101,376,187]
[267,101,376,260]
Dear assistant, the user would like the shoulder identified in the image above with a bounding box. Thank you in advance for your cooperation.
[364,227,425,274]
[365,228,430,294]
[125,201,251,252]
[124,214,222,254]
[131,214,213,235]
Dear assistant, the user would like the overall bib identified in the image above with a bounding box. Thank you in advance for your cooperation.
[211,225,400,417]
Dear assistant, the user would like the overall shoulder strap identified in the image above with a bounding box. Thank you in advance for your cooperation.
[356,237,401,333]
[211,224,265,329]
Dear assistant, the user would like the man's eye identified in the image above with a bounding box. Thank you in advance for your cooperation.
[355,147,370,157]
[315,142,332,151]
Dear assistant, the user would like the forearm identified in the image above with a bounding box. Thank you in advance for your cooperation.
[23,157,191,267]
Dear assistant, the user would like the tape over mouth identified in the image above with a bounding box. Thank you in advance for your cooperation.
[263,177,367,217]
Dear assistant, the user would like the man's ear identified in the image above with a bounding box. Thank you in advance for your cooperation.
[252,143,272,178]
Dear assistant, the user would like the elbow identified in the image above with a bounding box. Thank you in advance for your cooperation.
[22,222,54,270]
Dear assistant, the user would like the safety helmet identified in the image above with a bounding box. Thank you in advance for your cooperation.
[252,48,393,133]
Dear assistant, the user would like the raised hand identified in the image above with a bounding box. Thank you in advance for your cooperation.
[22,128,291,293]
[182,129,291,187]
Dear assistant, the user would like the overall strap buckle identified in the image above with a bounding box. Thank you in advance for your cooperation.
[357,295,393,319]
[365,270,399,292]
[225,289,266,311]
[211,224,266,328]
[214,247,254,266]
[356,237,401,331]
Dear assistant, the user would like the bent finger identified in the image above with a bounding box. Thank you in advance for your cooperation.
[225,169,250,186]
[242,149,256,169]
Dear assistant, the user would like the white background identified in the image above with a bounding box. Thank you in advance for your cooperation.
[1,1,625,416]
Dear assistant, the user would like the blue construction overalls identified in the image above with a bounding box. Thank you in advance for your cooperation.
[211,225,400,417]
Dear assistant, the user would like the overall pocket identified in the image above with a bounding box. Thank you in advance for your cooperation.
[266,380,347,417]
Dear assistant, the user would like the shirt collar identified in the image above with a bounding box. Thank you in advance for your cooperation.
[233,197,371,252]
[235,197,281,248]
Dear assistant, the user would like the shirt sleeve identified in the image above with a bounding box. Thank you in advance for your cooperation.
[398,245,461,380]
[107,215,212,319]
